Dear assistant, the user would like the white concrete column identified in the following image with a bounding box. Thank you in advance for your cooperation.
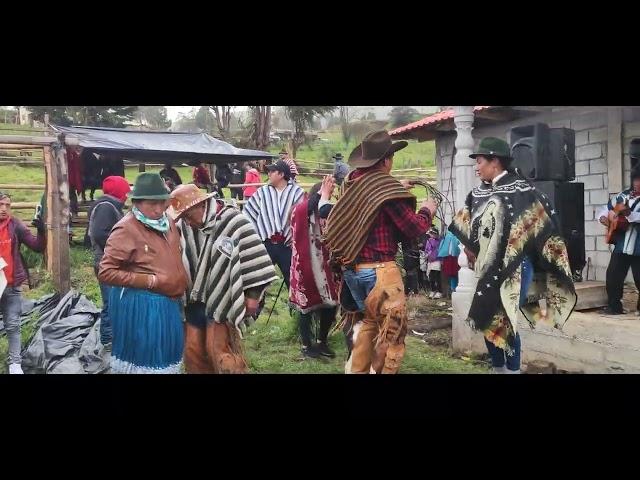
[451,106,486,353]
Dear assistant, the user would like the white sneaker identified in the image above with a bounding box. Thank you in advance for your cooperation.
[434,292,443,299]
[9,363,24,374]
[492,366,506,374]
[428,292,435,298]
[504,368,521,374]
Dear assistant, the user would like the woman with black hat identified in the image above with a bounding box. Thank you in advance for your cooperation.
[98,173,189,374]
[449,137,576,373]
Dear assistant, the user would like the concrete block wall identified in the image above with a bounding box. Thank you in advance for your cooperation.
[435,133,457,226]
[569,113,610,281]
[433,108,640,283]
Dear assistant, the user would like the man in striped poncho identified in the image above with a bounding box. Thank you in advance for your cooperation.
[170,184,279,374]
[243,160,305,290]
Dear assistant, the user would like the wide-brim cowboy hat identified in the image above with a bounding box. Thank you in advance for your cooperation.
[169,184,217,220]
[129,173,171,200]
[348,130,408,169]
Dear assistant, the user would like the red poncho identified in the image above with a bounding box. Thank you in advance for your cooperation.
[289,197,338,313]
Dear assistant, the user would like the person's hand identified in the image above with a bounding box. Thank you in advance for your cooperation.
[599,215,609,226]
[421,198,438,217]
[400,179,414,190]
[320,175,336,200]
[31,218,45,233]
[245,297,260,317]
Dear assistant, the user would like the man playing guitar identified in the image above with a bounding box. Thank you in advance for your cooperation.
[598,166,640,314]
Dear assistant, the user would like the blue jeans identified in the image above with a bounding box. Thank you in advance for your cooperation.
[99,282,112,345]
[485,257,533,371]
[1,286,23,364]
[342,268,377,312]
[485,332,521,370]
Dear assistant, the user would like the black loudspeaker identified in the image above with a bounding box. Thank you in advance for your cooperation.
[549,127,575,180]
[510,123,575,181]
[532,181,585,280]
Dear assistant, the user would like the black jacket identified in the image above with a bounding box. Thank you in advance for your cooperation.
[87,195,126,268]
[215,164,232,188]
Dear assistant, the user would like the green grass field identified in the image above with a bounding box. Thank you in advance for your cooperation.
[267,127,435,171]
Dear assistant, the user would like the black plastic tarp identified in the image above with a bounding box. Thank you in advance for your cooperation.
[15,290,110,374]
[51,125,274,164]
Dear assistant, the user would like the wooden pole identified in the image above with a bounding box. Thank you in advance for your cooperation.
[0,135,79,146]
[0,184,45,190]
[228,182,316,189]
[138,163,146,172]
[9,202,39,209]
[0,160,44,166]
[43,143,71,295]
[0,144,46,149]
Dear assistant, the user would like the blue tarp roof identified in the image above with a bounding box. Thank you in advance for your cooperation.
[51,125,274,164]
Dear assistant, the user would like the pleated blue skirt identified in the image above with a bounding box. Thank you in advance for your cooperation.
[108,287,184,374]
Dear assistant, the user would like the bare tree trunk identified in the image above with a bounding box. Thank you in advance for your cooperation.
[249,106,272,150]
[264,106,271,149]
[340,106,352,146]
[292,117,306,158]
[210,106,234,139]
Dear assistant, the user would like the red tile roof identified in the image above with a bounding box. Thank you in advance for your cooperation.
[389,106,493,136]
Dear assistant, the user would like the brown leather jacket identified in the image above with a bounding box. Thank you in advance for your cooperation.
[98,213,188,299]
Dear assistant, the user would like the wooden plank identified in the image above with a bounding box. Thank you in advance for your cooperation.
[0,155,42,163]
[0,135,78,146]
[0,184,45,190]
[0,144,45,149]
[228,182,316,188]
[0,135,58,144]
[0,160,45,166]
[43,144,71,294]
[9,202,39,209]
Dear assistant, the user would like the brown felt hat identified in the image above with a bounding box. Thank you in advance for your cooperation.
[169,184,216,220]
[348,130,408,168]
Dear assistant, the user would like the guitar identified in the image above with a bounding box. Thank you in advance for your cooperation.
[605,199,632,244]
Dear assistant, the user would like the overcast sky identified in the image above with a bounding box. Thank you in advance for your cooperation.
[165,106,247,121]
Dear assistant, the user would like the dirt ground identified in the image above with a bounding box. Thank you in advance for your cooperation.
[406,293,453,347]
[620,285,640,313]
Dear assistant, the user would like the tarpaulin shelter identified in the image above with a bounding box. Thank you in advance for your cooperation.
[50,125,274,165]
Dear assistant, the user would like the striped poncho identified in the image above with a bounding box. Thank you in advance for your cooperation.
[243,182,305,245]
[178,198,279,332]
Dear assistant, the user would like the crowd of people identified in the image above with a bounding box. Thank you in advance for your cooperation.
[97,130,440,373]
[4,130,610,375]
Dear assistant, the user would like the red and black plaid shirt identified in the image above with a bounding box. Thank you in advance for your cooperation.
[351,169,432,263]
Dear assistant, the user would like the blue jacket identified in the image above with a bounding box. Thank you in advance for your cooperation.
[437,230,461,259]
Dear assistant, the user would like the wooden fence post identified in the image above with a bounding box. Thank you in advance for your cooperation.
[43,141,71,294]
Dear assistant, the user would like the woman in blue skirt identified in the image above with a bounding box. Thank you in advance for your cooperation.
[98,173,189,374]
